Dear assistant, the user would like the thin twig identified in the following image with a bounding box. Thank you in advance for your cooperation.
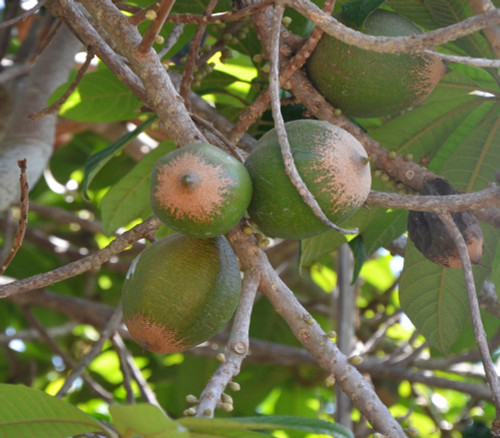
[112,332,161,408]
[368,186,500,212]
[30,20,63,66]
[21,307,113,403]
[129,0,274,26]
[360,311,403,356]
[229,0,334,144]
[424,49,500,68]
[180,0,219,103]
[56,305,124,399]
[269,2,356,235]
[6,281,496,402]
[29,48,95,120]
[195,263,260,417]
[468,0,500,58]
[168,0,274,24]
[111,333,136,404]
[0,160,29,275]
[158,23,184,59]
[286,0,500,54]
[0,322,75,344]
[281,0,335,74]
[78,0,205,145]
[0,0,47,30]
[137,0,175,56]
[48,1,150,106]
[438,211,500,435]
[190,112,246,162]
[0,216,162,298]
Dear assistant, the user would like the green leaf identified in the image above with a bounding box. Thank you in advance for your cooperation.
[369,69,494,163]
[172,0,231,14]
[0,383,112,438]
[399,222,496,353]
[348,235,366,283]
[100,141,175,235]
[423,0,495,61]
[362,209,408,256]
[437,104,500,191]
[50,67,142,122]
[342,0,387,27]
[492,237,500,291]
[299,180,392,272]
[179,416,353,438]
[399,240,470,353]
[109,403,189,438]
[300,231,347,274]
[82,115,158,199]
[194,70,241,95]
[386,0,439,29]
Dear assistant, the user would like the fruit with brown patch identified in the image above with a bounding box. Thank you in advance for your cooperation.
[122,233,241,354]
[151,143,252,238]
[407,178,483,268]
[306,9,446,118]
[244,119,371,240]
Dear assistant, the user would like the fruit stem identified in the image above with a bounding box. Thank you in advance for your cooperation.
[181,173,201,188]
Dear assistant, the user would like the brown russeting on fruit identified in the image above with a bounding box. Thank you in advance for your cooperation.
[125,314,185,354]
[153,152,234,223]
[407,55,446,105]
[311,130,370,214]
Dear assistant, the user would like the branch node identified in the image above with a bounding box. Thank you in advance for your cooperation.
[231,342,247,355]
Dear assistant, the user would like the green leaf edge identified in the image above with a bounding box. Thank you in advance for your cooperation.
[179,415,353,438]
[82,114,158,199]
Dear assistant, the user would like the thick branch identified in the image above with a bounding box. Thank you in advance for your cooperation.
[0,24,81,211]
[228,223,407,437]
[77,0,205,146]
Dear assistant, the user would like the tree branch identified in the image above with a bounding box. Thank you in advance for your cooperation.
[78,0,205,146]
[229,222,407,437]
[287,0,500,54]
[0,216,162,298]
[438,211,500,434]
[195,263,260,417]
[0,23,81,211]
[56,305,123,399]
[268,2,355,235]
[368,185,500,212]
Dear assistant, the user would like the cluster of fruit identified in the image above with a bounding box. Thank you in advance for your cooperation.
[121,8,448,355]
[121,119,372,354]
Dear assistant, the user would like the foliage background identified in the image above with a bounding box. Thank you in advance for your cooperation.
[1,0,500,437]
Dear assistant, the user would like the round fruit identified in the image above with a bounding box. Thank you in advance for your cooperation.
[306,9,446,118]
[150,143,252,238]
[122,233,241,354]
[244,119,371,240]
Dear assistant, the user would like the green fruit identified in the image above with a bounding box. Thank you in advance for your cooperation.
[306,9,446,118]
[150,143,252,238]
[245,119,371,240]
[122,234,241,354]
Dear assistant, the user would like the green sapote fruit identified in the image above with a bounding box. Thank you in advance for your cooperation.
[122,233,241,354]
[151,143,252,238]
[245,119,371,240]
[306,9,446,118]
